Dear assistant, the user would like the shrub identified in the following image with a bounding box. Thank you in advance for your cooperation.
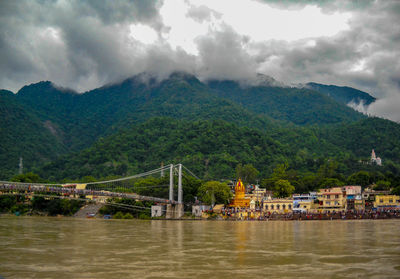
[123,213,133,219]
[113,211,124,219]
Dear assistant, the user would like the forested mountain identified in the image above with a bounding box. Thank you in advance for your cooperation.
[37,117,400,186]
[208,80,366,125]
[306,82,376,106]
[1,71,399,183]
[0,89,66,179]
[12,73,274,152]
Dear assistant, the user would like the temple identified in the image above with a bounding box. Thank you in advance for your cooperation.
[229,178,250,207]
[371,149,382,166]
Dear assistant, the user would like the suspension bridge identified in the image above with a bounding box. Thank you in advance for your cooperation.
[0,164,199,219]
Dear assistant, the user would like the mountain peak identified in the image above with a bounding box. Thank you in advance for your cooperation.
[0,89,15,96]
[17,81,77,96]
[255,73,286,87]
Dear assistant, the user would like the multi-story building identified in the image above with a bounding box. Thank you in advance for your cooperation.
[292,192,317,213]
[294,200,316,213]
[247,185,272,203]
[373,195,400,211]
[362,188,391,210]
[342,186,363,211]
[317,187,346,213]
[263,198,293,214]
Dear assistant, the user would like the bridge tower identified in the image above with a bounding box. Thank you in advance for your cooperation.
[166,164,175,219]
[165,163,184,219]
[175,164,184,218]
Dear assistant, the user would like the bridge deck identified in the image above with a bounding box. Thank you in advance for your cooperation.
[0,183,176,204]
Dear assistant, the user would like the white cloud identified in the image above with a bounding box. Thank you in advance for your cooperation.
[129,24,158,45]
[186,0,351,42]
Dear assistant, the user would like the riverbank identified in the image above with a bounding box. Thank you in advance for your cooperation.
[215,210,400,221]
[3,210,400,222]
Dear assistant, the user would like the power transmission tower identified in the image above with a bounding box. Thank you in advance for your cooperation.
[18,157,23,175]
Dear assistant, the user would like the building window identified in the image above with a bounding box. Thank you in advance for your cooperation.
[271,205,274,210]
[277,204,280,210]
[380,199,383,203]
[335,195,339,199]
[335,201,339,205]
[289,204,292,209]
[283,204,286,210]
[265,205,268,210]
[326,201,331,206]
[327,195,330,199]
[389,199,393,203]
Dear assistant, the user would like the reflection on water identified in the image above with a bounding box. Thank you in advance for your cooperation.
[0,217,399,278]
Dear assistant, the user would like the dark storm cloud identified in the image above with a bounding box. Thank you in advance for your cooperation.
[0,0,399,121]
[0,0,163,92]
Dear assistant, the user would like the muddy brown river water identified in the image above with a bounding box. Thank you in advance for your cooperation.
[0,217,399,278]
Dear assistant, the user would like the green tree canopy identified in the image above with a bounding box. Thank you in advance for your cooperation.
[11,172,43,183]
[374,180,391,191]
[235,163,259,184]
[347,171,370,187]
[260,163,288,190]
[197,181,232,205]
[319,178,344,188]
[272,163,288,180]
[273,179,295,198]
[391,186,400,195]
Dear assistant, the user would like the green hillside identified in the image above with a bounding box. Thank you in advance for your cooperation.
[208,80,366,125]
[306,82,376,106]
[13,74,275,152]
[37,117,400,184]
[0,90,66,179]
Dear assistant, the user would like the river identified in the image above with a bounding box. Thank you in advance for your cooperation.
[0,217,399,278]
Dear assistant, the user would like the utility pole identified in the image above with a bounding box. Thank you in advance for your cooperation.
[178,164,182,204]
[18,157,23,175]
[169,164,174,202]
[161,162,164,177]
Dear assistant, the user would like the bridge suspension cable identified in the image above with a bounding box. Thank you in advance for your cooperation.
[86,165,172,185]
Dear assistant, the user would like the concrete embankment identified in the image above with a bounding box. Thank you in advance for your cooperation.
[74,203,103,218]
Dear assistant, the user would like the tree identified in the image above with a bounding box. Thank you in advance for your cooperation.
[11,172,42,183]
[374,180,391,191]
[273,179,295,198]
[317,161,339,179]
[235,164,259,184]
[391,186,400,195]
[197,181,232,205]
[260,178,275,190]
[299,175,319,192]
[260,164,288,190]
[271,163,288,180]
[347,171,370,187]
[319,178,344,188]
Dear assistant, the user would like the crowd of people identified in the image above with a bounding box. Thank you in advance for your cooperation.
[218,207,400,221]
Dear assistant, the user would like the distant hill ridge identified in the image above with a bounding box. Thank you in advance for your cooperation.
[306,82,376,106]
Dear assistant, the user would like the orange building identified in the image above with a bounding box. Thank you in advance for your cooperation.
[229,179,250,208]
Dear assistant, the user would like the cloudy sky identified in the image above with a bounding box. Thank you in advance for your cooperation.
[1,0,400,121]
